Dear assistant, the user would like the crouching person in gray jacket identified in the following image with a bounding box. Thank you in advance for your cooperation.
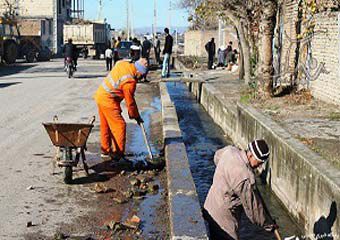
[204,139,275,240]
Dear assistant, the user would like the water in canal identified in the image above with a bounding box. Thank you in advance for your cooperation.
[166,82,302,240]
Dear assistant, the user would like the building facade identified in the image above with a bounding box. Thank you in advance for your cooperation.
[0,0,71,53]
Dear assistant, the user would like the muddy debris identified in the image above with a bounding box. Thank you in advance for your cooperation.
[136,175,153,184]
[148,183,160,193]
[53,231,68,240]
[92,183,111,194]
[105,215,142,233]
[123,215,141,230]
[26,221,33,227]
[112,196,128,204]
[130,178,141,187]
[26,185,34,190]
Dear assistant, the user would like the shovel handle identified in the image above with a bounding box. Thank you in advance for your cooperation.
[89,116,95,125]
[274,229,282,240]
[140,123,153,160]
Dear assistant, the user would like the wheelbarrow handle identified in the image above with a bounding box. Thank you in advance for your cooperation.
[89,116,95,125]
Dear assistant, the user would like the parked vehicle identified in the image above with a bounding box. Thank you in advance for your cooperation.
[0,17,19,64]
[116,41,132,60]
[63,22,110,59]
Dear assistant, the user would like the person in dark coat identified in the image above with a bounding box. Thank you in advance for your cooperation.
[154,35,161,64]
[142,37,152,62]
[162,28,173,78]
[205,38,216,69]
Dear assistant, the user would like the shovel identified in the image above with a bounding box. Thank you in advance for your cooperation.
[140,122,154,161]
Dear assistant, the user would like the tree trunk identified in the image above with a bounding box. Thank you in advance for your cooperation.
[224,12,251,84]
[237,21,251,84]
[237,28,245,80]
[257,0,277,97]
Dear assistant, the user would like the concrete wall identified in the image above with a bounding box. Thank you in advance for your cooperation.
[160,82,209,240]
[184,29,238,57]
[175,59,340,239]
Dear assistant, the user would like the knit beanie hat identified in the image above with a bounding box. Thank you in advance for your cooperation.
[248,139,270,162]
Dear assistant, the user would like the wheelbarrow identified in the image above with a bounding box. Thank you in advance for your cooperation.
[42,116,95,184]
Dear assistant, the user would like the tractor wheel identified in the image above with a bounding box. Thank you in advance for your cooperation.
[25,51,35,63]
[4,41,17,64]
[64,166,73,184]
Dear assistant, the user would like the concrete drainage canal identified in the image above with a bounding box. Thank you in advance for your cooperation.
[166,81,303,240]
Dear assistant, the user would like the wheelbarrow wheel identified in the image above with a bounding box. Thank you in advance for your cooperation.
[64,166,73,184]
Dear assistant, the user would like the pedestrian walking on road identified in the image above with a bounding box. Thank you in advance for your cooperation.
[154,35,161,64]
[161,28,173,78]
[105,46,113,71]
[94,58,148,161]
[205,38,216,70]
[204,139,277,240]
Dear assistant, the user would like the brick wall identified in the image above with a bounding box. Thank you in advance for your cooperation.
[309,12,340,105]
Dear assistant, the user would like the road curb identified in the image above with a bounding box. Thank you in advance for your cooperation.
[159,82,209,240]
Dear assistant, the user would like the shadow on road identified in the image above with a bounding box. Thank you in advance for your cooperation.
[0,64,36,77]
[74,74,106,79]
[0,82,21,88]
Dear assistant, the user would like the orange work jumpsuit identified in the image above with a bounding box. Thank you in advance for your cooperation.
[94,61,141,156]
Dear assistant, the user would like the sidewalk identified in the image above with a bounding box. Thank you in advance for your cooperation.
[178,64,340,170]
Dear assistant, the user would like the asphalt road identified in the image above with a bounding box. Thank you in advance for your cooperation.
[0,59,164,239]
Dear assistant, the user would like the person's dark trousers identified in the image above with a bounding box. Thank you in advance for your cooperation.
[202,209,235,240]
[208,55,214,69]
[106,57,113,71]
[154,47,160,63]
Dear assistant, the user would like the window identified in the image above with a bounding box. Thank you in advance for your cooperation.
[62,0,65,8]
[42,20,46,35]
[58,0,62,14]
[49,20,52,35]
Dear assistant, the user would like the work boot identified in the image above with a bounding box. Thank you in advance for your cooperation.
[101,152,112,161]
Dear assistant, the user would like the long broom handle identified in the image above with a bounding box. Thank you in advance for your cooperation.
[140,123,153,160]
[256,187,282,240]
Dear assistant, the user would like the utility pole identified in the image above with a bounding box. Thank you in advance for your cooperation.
[97,0,103,21]
[153,0,157,37]
[53,0,58,54]
[168,0,171,32]
[130,0,134,38]
[126,0,130,40]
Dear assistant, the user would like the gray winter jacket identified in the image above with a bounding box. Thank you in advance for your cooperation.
[204,146,266,239]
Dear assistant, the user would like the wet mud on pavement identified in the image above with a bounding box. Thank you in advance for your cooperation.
[23,76,169,239]
[166,82,302,240]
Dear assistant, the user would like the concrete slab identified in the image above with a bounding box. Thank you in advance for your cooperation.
[160,82,209,240]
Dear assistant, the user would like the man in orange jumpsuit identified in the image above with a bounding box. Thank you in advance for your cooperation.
[94,58,148,160]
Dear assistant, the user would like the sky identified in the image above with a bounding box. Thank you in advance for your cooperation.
[84,0,189,30]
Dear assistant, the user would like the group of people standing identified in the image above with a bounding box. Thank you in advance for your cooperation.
[104,28,173,79]
[205,38,238,71]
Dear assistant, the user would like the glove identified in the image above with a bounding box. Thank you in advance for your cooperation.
[264,223,279,232]
[135,116,144,125]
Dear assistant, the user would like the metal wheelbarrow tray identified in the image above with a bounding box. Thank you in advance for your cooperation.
[43,116,95,184]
